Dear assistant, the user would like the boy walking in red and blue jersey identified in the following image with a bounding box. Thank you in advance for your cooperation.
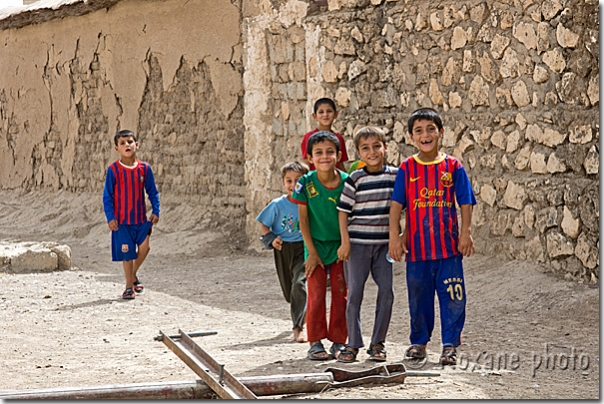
[389,108,476,366]
[103,130,160,300]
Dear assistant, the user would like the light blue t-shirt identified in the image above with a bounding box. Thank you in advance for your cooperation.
[256,195,303,243]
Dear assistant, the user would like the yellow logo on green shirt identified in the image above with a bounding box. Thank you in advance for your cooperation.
[307,183,319,198]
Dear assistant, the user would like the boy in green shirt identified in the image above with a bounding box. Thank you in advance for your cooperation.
[292,131,348,361]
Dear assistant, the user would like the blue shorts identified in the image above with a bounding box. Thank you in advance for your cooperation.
[111,222,153,262]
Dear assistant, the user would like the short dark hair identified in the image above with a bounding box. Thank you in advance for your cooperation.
[114,129,137,146]
[281,161,309,179]
[354,126,386,150]
[307,131,340,156]
[407,108,443,134]
[313,97,337,113]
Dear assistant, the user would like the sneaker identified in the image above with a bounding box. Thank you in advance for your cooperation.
[122,288,136,300]
[133,276,144,294]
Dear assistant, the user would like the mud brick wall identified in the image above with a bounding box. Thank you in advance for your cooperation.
[0,0,246,233]
[242,0,599,282]
[0,0,598,281]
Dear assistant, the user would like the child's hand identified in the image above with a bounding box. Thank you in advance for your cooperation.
[337,241,350,262]
[149,214,159,224]
[108,220,118,231]
[305,253,323,278]
[458,231,475,257]
[272,236,283,251]
[388,233,406,262]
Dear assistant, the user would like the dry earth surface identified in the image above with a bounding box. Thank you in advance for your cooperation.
[0,190,599,399]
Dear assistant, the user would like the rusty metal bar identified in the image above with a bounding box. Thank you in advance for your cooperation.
[160,329,257,399]
[0,373,334,400]
[153,330,217,341]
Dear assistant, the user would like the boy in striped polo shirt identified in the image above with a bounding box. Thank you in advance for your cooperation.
[389,108,476,366]
[336,126,398,363]
[103,130,160,300]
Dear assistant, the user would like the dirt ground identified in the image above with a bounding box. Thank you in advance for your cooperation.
[0,190,599,399]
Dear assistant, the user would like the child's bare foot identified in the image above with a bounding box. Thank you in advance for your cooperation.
[293,326,307,342]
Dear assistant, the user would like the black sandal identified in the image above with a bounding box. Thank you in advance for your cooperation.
[366,343,387,362]
[440,346,457,366]
[337,346,358,363]
[307,342,330,361]
[405,344,427,359]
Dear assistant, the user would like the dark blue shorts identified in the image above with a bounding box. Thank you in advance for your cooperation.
[111,222,153,262]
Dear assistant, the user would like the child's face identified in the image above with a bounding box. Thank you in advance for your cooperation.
[309,140,341,173]
[283,170,303,197]
[410,119,443,155]
[357,135,387,172]
[115,136,138,159]
[312,103,338,129]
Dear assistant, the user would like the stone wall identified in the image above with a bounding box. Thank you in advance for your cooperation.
[242,0,599,282]
[0,0,599,282]
[0,0,246,235]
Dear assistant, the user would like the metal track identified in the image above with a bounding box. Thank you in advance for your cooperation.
[159,329,257,399]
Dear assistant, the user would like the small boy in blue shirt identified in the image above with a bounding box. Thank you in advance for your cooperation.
[257,161,309,342]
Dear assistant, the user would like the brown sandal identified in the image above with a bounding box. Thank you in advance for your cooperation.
[405,344,426,359]
[440,346,457,366]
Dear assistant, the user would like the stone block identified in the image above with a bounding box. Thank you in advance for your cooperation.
[535,206,558,233]
[514,144,532,171]
[543,49,566,73]
[556,72,585,105]
[490,34,510,59]
[491,130,507,150]
[513,21,537,50]
[430,12,444,31]
[506,130,522,153]
[583,146,599,175]
[575,232,598,269]
[524,204,536,229]
[541,0,563,20]
[556,23,580,48]
[511,80,531,107]
[429,79,444,105]
[512,215,525,238]
[561,206,581,238]
[462,50,474,72]
[569,125,593,144]
[587,74,599,105]
[478,51,500,84]
[480,184,497,207]
[533,65,549,83]
[500,48,519,78]
[11,248,58,273]
[537,22,551,54]
[546,231,574,258]
[469,75,489,106]
[530,151,547,174]
[451,26,468,50]
[503,180,527,210]
[491,211,512,236]
[348,60,367,81]
[546,152,566,173]
[335,87,351,107]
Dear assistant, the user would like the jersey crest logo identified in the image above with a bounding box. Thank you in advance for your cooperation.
[440,171,453,188]
[121,244,129,253]
[294,182,303,194]
[306,183,319,198]
[140,176,144,182]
